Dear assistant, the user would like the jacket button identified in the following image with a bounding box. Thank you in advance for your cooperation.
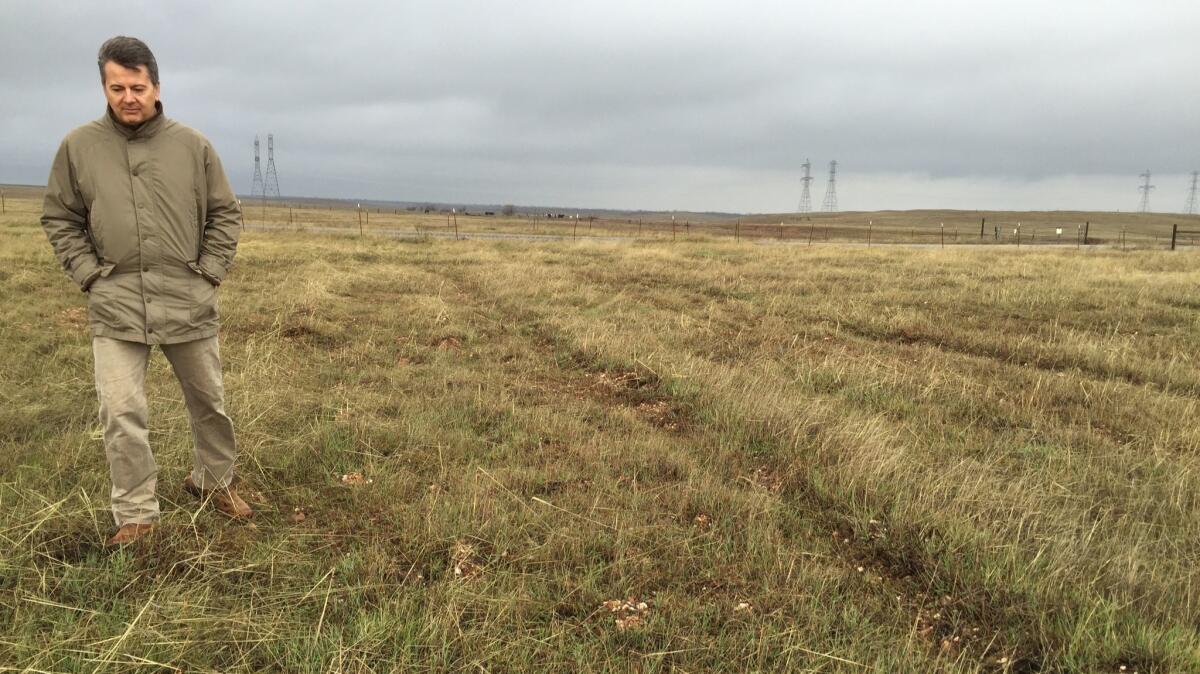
[142,266,149,272]
[132,169,139,176]
[145,297,153,304]
[147,328,154,334]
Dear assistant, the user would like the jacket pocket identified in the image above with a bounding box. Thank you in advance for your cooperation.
[88,212,105,259]
[192,204,203,262]
[190,273,219,325]
[85,264,121,327]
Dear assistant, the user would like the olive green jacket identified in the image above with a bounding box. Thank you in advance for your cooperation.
[41,103,242,345]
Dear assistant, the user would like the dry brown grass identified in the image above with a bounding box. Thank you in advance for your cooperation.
[2,194,1198,672]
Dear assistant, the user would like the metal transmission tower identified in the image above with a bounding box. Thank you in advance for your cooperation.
[797,158,814,213]
[250,136,264,198]
[1137,170,1154,213]
[821,160,838,212]
[264,133,281,198]
[1184,171,1199,215]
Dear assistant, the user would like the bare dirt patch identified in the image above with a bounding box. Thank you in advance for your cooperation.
[434,335,463,351]
[451,539,484,579]
[580,369,690,431]
[599,596,653,631]
[57,306,88,330]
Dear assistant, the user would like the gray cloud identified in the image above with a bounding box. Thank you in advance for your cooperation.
[2,0,1197,211]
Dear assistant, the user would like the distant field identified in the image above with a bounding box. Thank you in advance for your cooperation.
[2,194,1199,672]
[6,183,1199,247]
[243,200,1200,248]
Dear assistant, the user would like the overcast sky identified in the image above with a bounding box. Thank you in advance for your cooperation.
[2,0,1197,212]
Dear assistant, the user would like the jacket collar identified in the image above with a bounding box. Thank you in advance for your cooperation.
[104,101,167,140]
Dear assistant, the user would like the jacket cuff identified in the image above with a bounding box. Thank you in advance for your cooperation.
[192,256,225,286]
[198,254,229,282]
[70,255,102,291]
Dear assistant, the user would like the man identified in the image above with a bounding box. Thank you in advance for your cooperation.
[41,36,252,546]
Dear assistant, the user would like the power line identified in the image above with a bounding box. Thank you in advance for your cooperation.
[264,133,281,198]
[1137,169,1154,213]
[250,135,264,199]
[821,160,838,212]
[1184,171,1198,215]
[798,158,813,213]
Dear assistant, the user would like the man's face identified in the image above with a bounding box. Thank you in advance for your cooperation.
[102,61,159,126]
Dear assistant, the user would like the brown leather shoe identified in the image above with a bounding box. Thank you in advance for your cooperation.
[106,523,155,546]
[183,475,254,519]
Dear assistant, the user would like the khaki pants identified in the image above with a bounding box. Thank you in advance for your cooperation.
[93,335,237,526]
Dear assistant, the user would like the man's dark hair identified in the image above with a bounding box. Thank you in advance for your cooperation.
[97,36,159,85]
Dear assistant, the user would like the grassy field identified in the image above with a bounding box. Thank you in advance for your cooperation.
[6,183,1199,247]
[238,201,1198,249]
[2,193,1199,673]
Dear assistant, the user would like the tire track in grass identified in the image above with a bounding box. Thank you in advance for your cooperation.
[581,255,1200,517]
[566,252,1200,466]
[424,254,1056,673]
[455,246,1199,673]
[828,318,1200,399]
[576,256,1200,671]
[572,258,1200,401]
[396,255,946,671]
